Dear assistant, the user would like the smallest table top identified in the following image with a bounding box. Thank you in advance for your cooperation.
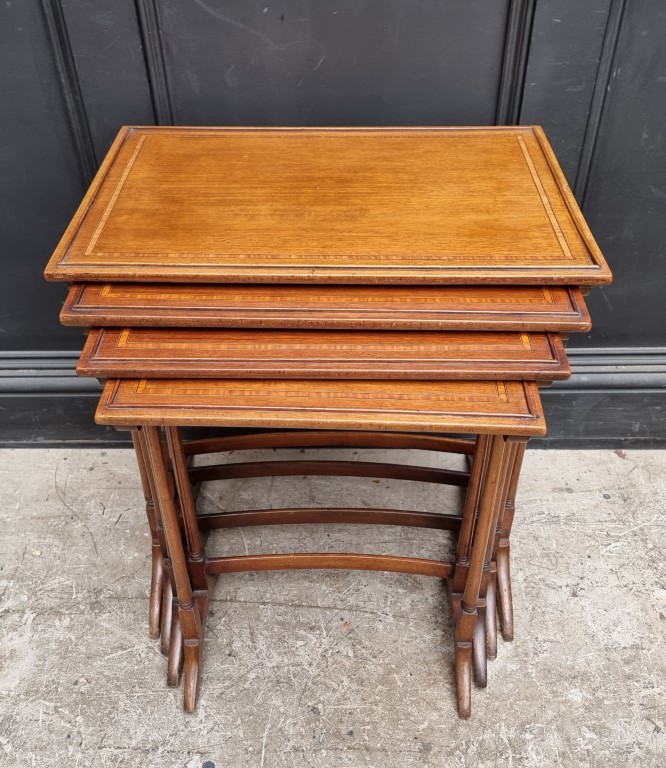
[46,126,611,286]
[96,377,546,435]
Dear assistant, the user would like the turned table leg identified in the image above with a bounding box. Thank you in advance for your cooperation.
[485,440,519,660]
[454,435,507,718]
[496,441,526,642]
[165,426,213,693]
[473,439,513,688]
[144,426,206,712]
[450,434,491,611]
[131,429,164,640]
[136,428,176,657]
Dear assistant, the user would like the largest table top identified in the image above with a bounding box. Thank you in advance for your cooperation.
[45,126,610,286]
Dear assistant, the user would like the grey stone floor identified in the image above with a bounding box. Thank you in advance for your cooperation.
[1,447,665,767]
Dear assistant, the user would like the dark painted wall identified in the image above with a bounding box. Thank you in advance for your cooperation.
[579,0,666,347]
[1,0,664,445]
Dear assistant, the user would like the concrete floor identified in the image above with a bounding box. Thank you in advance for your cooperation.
[1,447,665,767]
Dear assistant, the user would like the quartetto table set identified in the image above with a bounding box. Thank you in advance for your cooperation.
[44,126,611,717]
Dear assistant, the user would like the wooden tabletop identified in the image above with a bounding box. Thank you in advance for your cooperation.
[96,377,546,435]
[45,126,611,286]
[61,283,591,331]
[79,327,570,381]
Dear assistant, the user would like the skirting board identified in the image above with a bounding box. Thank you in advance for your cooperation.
[0,349,664,447]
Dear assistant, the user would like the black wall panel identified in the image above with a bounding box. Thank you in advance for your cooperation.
[0,0,664,444]
[60,0,155,160]
[0,1,87,350]
[161,0,511,126]
[519,0,612,185]
[578,0,666,347]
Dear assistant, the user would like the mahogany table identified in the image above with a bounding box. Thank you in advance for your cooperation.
[96,376,546,716]
[44,125,611,718]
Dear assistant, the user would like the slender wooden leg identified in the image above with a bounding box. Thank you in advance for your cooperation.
[472,440,511,689]
[455,642,473,718]
[131,429,164,640]
[160,579,173,657]
[472,605,488,688]
[450,434,491,619]
[183,641,203,713]
[148,545,165,640]
[165,427,212,698]
[451,434,490,690]
[157,429,188,682]
[137,427,175,656]
[159,428,189,667]
[497,441,527,642]
[486,441,518,660]
[165,428,209,592]
[167,604,184,687]
[486,569,498,661]
[454,435,506,718]
[139,427,193,675]
[144,426,204,713]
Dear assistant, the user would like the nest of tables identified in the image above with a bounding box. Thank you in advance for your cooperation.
[45,126,611,717]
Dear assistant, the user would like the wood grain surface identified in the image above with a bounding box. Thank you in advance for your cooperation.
[61,282,591,331]
[79,327,570,381]
[95,377,546,435]
[45,126,611,285]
